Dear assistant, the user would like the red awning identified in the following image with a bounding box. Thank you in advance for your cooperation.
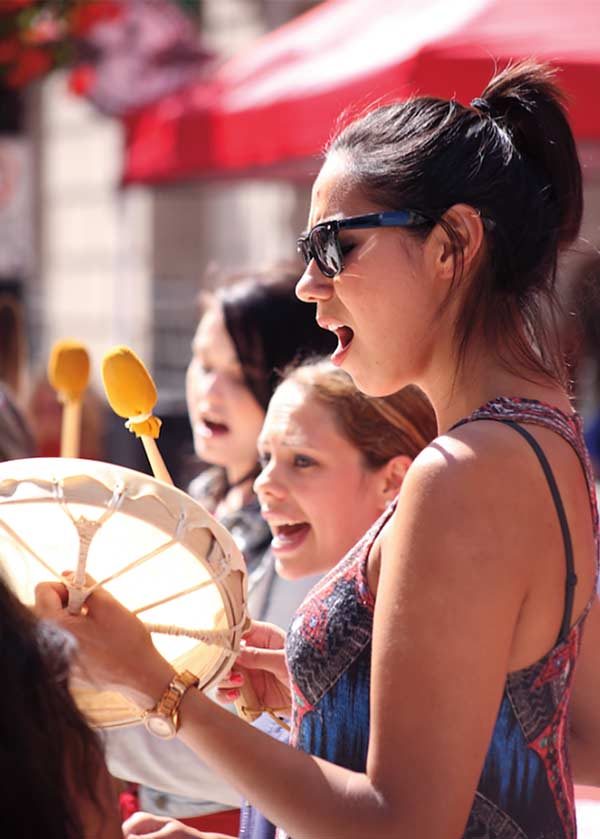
[122,0,600,185]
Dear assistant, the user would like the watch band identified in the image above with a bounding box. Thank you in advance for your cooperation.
[143,670,199,738]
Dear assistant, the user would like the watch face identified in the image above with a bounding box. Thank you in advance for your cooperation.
[144,714,177,739]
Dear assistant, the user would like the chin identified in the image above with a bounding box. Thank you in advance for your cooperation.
[274,554,311,581]
[193,441,229,469]
[346,370,401,399]
[193,438,212,461]
[347,357,414,398]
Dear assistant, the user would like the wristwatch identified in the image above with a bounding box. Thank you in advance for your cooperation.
[142,670,199,739]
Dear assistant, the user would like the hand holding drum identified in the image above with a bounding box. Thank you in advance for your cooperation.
[0,344,261,726]
[100,344,261,722]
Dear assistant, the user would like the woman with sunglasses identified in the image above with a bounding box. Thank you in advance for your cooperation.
[37,61,600,838]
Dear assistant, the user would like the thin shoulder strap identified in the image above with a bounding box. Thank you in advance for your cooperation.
[466,418,578,644]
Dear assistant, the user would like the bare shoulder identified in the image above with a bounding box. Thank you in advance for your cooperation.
[397,418,538,523]
[379,418,560,615]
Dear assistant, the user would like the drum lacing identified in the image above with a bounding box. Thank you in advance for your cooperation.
[0,519,58,579]
[52,477,126,611]
[175,510,186,540]
[142,613,248,650]
[89,508,188,590]
[50,493,238,656]
[89,528,232,603]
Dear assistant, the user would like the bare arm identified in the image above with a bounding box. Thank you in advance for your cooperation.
[36,436,541,839]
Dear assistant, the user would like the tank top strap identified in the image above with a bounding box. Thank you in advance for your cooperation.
[451,396,599,642]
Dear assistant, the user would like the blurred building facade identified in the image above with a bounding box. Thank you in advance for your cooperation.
[22,0,316,478]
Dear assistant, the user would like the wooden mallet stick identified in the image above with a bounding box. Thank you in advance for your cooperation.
[101,346,173,485]
[102,345,261,720]
[47,339,90,459]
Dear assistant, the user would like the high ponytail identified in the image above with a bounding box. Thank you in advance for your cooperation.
[330,61,583,386]
[480,61,582,249]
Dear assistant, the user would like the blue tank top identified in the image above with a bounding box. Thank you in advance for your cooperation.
[284,397,598,838]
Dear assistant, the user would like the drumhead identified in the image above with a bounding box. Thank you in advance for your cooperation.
[0,458,248,727]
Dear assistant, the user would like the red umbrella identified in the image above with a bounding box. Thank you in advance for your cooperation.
[122,0,600,185]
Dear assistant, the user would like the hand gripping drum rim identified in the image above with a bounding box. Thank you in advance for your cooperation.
[0,457,249,728]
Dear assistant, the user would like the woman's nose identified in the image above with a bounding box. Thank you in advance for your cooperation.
[296,263,334,303]
[254,462,285,501]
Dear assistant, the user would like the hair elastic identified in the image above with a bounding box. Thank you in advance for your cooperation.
[470,97,492,116]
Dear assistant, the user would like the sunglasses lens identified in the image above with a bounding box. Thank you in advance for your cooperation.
[297,238,311,267]
[312,226,342,278]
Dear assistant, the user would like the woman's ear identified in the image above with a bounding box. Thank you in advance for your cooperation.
[376,455,412,509]
[426,203,486,284]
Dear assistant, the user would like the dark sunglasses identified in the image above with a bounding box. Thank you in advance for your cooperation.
[297,210,431,278]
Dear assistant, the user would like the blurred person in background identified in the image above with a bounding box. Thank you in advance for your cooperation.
[0,383,35,460]
[106,269,335,835]
[122,358,437,839]
[27,372,107,461]
[0,290,35,460]
[185,270,334,624]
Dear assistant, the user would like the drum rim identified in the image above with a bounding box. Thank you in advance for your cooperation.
[0,457,249,727]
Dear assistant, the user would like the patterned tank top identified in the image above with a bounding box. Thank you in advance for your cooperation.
[284,397,599,839]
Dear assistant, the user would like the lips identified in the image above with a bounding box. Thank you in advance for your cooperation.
[330,325,354,365]
[270,521,311,552]
[317,317,354,364]
[336,325,354,349]
[194,417,230,438]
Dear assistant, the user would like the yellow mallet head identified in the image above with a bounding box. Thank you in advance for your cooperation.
[101,346,161,438]
[47,339,90,402]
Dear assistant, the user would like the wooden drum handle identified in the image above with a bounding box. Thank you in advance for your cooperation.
[61,399,82,458]
[234,666,262,723]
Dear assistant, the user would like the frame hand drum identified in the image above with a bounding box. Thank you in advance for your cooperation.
[0,458,250,728]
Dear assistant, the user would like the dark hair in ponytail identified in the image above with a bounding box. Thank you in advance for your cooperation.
[329,61,583,385]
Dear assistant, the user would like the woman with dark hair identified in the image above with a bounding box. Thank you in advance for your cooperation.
[0,574,121,838]
[104,268,334,834]
[38,62,600,838]
[186,269,335,576]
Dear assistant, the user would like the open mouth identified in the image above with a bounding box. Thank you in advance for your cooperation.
[337,326,354,349]
[270,521,311,552]
[331,325,354,364]
[196,418,230,438]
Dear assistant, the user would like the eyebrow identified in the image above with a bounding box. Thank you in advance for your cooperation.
[192,343,240,368]
[259,435,321,452]
[301,213,347,237]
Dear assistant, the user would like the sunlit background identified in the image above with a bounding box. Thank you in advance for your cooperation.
[0,0,599,482]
